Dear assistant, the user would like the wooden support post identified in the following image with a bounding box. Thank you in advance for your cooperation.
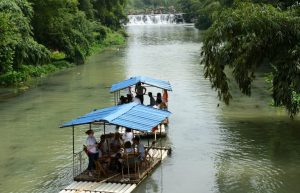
[160,124,162,160]
[72,126,75,178]
[104,122,110,154]
[104,122,106,134]
[147,135,150,147]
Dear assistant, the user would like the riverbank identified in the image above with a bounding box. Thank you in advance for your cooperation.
[0,30,126,100]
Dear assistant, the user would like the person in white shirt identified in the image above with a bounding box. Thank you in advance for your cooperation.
[122,128,134,144]
[86,129,98,176]
[133,95,141,104]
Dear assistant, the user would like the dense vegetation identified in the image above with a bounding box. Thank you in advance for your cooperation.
[0,0,127,86]
[178,0,300,117]
[127,0,178,13]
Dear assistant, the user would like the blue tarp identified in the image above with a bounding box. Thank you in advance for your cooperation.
[61,103,171,132]
[110,76,172,93]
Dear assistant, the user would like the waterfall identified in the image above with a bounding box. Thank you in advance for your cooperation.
[127,14,184,25]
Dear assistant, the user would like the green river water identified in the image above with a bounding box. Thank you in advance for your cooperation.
[0,24,299,193]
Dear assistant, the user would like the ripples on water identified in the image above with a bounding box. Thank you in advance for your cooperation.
[215,119,300,193]
[0,24,299,193]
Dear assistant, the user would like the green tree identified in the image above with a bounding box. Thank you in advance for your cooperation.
[0,12,18,74]
[177,0,198,22]
[194,0,222,30]
[29,0,95,64]
[251,0,298,9]
[92,0,128,29]
[178,0,298,29]
[0,0,127,85]
[126,0,178,14]
[201,2,300,117]
[78,0,94,19]
[0,0,50,74]
[178,0,233,28]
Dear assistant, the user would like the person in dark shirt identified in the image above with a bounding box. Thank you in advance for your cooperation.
[148,92,156,106]
[118,95,127,105]
[156,92,162,106]
[135,82,146,104]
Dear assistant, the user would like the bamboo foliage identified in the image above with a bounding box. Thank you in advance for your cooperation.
[0,0,50,74]
[201,2,300,117]
[0,0,128,85]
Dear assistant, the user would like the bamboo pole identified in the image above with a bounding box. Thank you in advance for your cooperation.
[114,92,116,105]
[104,122,106,134]
[160,124,162,160]
[72,126,75,178]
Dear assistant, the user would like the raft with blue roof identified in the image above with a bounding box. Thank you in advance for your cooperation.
[110,76,172,139]
[58,102,171,193]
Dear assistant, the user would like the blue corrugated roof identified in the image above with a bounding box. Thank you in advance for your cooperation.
[110,76,172,93]
[61,103,171,132]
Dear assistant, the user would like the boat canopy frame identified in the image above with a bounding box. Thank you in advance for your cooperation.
[60,103,170,132]
[60,102,171,178]
[110,76,172,105]
[110,76,172,93]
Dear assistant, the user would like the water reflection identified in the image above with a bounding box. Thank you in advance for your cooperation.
[0,50,127,193]
[129,25,201,46]
[215,118,300,193]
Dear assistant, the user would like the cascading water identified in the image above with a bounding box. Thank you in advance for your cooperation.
[127,14,184,25]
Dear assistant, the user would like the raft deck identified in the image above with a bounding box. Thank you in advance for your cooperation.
[59,147,170,193]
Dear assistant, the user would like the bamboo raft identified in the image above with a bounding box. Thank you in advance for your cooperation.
[60,182,136,193]
[59,102,172,193]
[59,148,170,193]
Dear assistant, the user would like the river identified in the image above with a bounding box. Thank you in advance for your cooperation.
[0,24,300,193]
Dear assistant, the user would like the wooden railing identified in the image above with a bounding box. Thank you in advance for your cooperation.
[73,150,88,178]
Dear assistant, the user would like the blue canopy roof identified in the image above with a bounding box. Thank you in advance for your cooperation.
[110,76,172,93]
[61,103,171,132]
